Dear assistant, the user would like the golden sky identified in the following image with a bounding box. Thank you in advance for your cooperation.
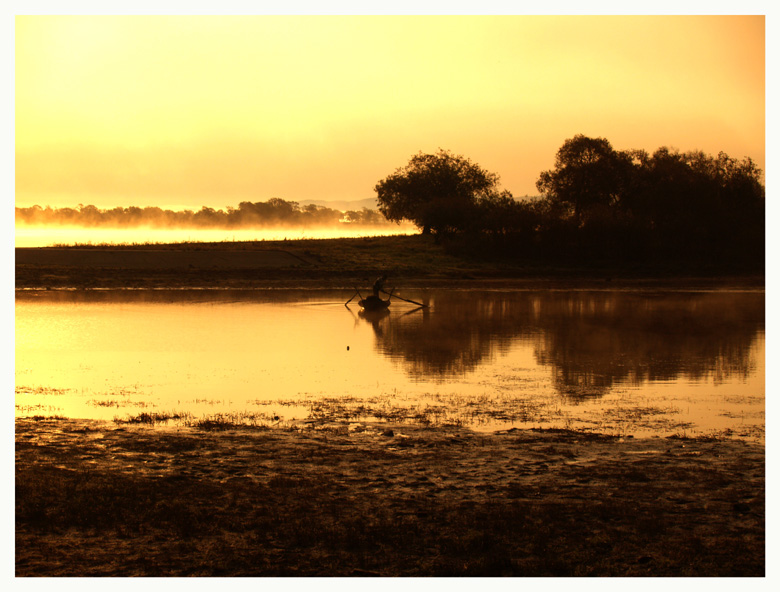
[15,14,766,209]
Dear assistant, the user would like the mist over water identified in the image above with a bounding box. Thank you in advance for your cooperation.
[15,224,418,247]
[14,198,419,246]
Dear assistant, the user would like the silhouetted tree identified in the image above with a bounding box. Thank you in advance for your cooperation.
[536,135,633,223]
[532,135,764,267]
[623,147,765,263]
[77,204,103,226]
[342,207,389,225]
[375,149,504,236]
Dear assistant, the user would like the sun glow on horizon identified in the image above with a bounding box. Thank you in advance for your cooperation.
[15,15,765,211]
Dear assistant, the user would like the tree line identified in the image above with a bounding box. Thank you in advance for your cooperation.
[15,199,392,228]
[375,136,765,269]
[17,135,765,269]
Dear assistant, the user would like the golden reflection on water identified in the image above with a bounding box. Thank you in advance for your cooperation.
[15,289,765,439]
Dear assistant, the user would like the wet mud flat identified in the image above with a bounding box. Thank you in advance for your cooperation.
[16,418,764,577]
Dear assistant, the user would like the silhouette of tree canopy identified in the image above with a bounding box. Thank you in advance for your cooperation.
[530,135,764,268]
[371,138,762,269]
[375,149,508,236]
[620,147,766,263]
[536,135,634,222]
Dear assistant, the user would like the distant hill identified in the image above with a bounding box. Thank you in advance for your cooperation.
[300,198,378,212]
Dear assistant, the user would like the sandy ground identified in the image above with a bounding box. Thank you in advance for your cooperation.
[15,418,765,577]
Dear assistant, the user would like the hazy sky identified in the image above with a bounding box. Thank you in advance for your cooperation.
[15,14,766,210]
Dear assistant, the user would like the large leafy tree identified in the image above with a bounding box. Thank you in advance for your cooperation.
[536,135,633,222]
[624,147,765,261]
[375,149,503,235]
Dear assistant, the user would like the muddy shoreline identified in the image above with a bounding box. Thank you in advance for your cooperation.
[16,417,765,577]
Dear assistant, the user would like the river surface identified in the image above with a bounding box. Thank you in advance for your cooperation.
[15,289,765,440]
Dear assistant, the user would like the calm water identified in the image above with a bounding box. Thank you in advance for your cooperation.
[15,289,765,440]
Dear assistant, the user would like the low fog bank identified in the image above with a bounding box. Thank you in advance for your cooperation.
[15,198,397,230]
[14,224,419,248]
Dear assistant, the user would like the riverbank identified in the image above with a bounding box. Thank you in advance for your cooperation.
[15,235,764,290]
[15,417,764,577]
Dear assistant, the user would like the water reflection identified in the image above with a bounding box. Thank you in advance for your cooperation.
[533,292,763,398]
[16,288,764,438]
[362,291,764,398]
[27,288,764,399]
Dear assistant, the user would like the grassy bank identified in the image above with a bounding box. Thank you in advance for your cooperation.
[15,234,764,290]
[16,418,764,577]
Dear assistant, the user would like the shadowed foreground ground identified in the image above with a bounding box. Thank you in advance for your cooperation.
[16,418,764,577]
[15,236,764,290]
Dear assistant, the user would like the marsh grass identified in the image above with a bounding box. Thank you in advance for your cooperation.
[90,399,151,408]
[300,392,559,430]
[108,390,714,438]
[15,405,64,416]
[113,411,192,426]
[187,411,279,430]
[16,386,69,396]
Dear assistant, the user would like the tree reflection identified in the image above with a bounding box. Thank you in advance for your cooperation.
[533,292,763,399]
[369,297,526,380]
[363,291,764,399]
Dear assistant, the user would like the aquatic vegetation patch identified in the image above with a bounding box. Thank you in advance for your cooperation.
[298,392,560,430]
[89,399,150,408]
[90,400,122,408]
[113,411,192,426]
[601,403,680,420]
[305,398,461,427]
[247,398,308,407]
[665,430,743,442]
[186,411,279,430]
[16,386,70,396]
[15,404,63,415]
